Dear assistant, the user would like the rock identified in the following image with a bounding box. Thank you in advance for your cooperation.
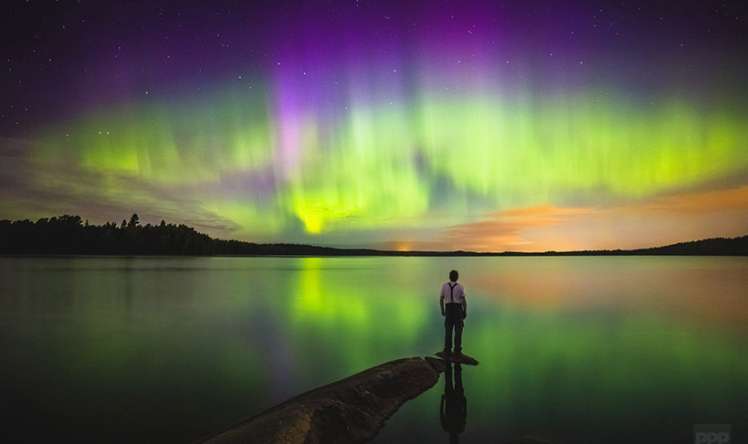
[201,357,439,444]
[424,356,447,373]
[434,351,479,365]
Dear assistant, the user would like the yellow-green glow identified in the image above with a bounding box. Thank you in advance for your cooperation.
[26,84,748,243]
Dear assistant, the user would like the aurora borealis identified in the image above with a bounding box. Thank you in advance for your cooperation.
[2,1,748,250]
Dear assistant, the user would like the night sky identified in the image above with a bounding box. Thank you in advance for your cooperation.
[1,0,747,251]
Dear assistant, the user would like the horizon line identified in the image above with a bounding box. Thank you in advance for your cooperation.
[2,214,746,256]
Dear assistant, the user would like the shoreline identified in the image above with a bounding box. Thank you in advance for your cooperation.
[2,252,747,258]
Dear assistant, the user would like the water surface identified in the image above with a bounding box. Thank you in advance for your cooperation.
[1,256,746,443]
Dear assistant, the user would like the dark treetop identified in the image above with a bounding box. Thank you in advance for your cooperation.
[1,214,746,256]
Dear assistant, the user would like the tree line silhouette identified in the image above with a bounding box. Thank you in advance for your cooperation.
[0,214,361,255]
[0,213,746,255]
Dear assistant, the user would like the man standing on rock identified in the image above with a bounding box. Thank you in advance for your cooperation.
[440,269,467,356]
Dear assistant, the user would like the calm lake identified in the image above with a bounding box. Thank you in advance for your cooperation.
[1,256,746,443]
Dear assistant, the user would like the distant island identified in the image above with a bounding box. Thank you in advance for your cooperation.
[1,214,746,256]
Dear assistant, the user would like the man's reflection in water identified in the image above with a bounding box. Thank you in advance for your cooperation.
[440,362,467,443]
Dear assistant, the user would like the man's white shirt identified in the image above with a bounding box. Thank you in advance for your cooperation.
[441,281,465,304]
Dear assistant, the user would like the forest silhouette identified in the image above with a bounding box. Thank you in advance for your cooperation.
[0,214,359,255]
[0,214,746,256]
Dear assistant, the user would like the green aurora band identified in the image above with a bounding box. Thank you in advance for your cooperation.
[31,84,748,239]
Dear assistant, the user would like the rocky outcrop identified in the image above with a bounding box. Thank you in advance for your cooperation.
[201,357,444,444]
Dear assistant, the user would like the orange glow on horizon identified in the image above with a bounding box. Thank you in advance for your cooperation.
[387,185,748,252]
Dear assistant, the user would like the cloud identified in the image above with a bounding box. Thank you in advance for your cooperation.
[392,185,748,252]
[443,206,592,251]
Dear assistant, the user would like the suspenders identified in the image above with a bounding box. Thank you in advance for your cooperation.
[448,282,457,303]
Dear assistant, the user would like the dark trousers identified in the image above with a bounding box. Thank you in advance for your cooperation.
[444,303,464,352]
